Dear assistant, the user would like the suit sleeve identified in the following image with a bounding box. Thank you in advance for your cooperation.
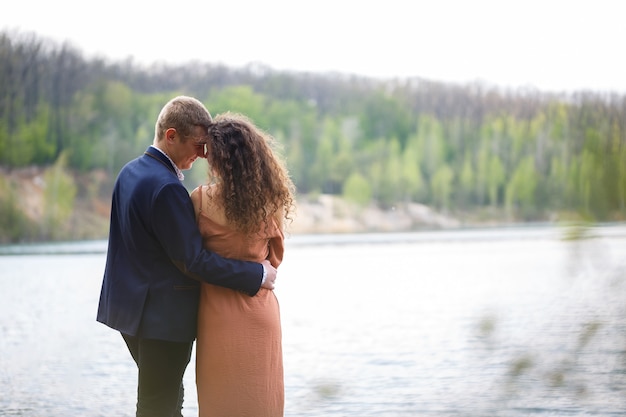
[151,182,263,296]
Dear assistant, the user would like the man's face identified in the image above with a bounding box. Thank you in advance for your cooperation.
[170,125,208,171]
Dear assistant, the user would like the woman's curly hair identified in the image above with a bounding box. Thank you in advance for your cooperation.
[205,112,295,235]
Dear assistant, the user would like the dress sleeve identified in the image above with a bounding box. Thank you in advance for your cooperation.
[266,218,285,269]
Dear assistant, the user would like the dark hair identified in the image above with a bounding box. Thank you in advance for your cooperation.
[206,112,295,234]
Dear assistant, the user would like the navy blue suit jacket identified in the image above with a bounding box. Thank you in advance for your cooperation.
[97,146,262,342]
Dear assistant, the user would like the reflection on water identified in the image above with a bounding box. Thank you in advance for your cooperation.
[1,226,625,416]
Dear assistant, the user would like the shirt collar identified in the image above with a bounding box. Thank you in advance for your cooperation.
[150,145,185,181]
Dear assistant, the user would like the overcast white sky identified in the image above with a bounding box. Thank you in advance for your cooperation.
[2,0,625,93]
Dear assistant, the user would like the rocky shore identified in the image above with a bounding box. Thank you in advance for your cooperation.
[290,194,460,234]
[2,166,464,241]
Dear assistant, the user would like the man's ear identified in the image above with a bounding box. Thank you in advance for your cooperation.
[165,128,177,143]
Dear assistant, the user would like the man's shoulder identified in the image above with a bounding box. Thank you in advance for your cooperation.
[115,154,183,197]
[127,153,178,180]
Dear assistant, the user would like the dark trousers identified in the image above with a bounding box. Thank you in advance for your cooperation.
[122,333,194,417]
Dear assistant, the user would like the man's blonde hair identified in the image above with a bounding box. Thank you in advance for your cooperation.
[154,96,212,142]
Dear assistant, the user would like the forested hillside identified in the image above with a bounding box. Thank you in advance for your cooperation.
[1,30,625,243]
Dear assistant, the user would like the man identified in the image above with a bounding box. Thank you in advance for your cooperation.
[96,96,277,417]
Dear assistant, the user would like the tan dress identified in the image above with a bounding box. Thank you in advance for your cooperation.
[193,185,284,417]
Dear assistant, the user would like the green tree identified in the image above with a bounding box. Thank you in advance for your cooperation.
[414,115,447,181]
[309,118,355,194]
[0,116,9,165]
[431,164,454,211]
[343,172,372,207]
[400,139,424,202]
[474,148,490,205]
[0,176,36,242]
[41,152,77,240]
[487,155,505,207]
[309,121,336,193]
[577,148,605,217]
[207,85,268,128]
[458,153,475,208]
[505,156,538,219]
[359,91,413,147]
[18,102,56,164]
[378,138,403,207]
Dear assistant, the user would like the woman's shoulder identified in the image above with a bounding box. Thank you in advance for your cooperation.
[190,185,203,206]
[192,185,229,223]
[190,185,213,216]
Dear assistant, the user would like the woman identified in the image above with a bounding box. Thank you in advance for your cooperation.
[190,112,295,417]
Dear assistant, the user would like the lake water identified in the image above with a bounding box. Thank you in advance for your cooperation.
[1,226,625,416]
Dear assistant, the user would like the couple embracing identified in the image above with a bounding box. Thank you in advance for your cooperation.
[96,96,295,417]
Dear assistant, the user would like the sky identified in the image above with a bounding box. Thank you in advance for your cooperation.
[2,0,625,94]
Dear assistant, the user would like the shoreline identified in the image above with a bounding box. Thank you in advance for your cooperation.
[2,223,625,256]
[0,166,609,243]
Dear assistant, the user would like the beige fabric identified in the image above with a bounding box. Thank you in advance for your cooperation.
[195,185,284,417]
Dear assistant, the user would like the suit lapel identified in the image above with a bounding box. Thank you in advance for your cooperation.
[144,146,177,177]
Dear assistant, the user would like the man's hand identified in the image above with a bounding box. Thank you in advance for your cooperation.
[260,260,277,290]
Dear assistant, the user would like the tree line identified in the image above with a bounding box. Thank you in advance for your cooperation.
[1,30,625,242]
